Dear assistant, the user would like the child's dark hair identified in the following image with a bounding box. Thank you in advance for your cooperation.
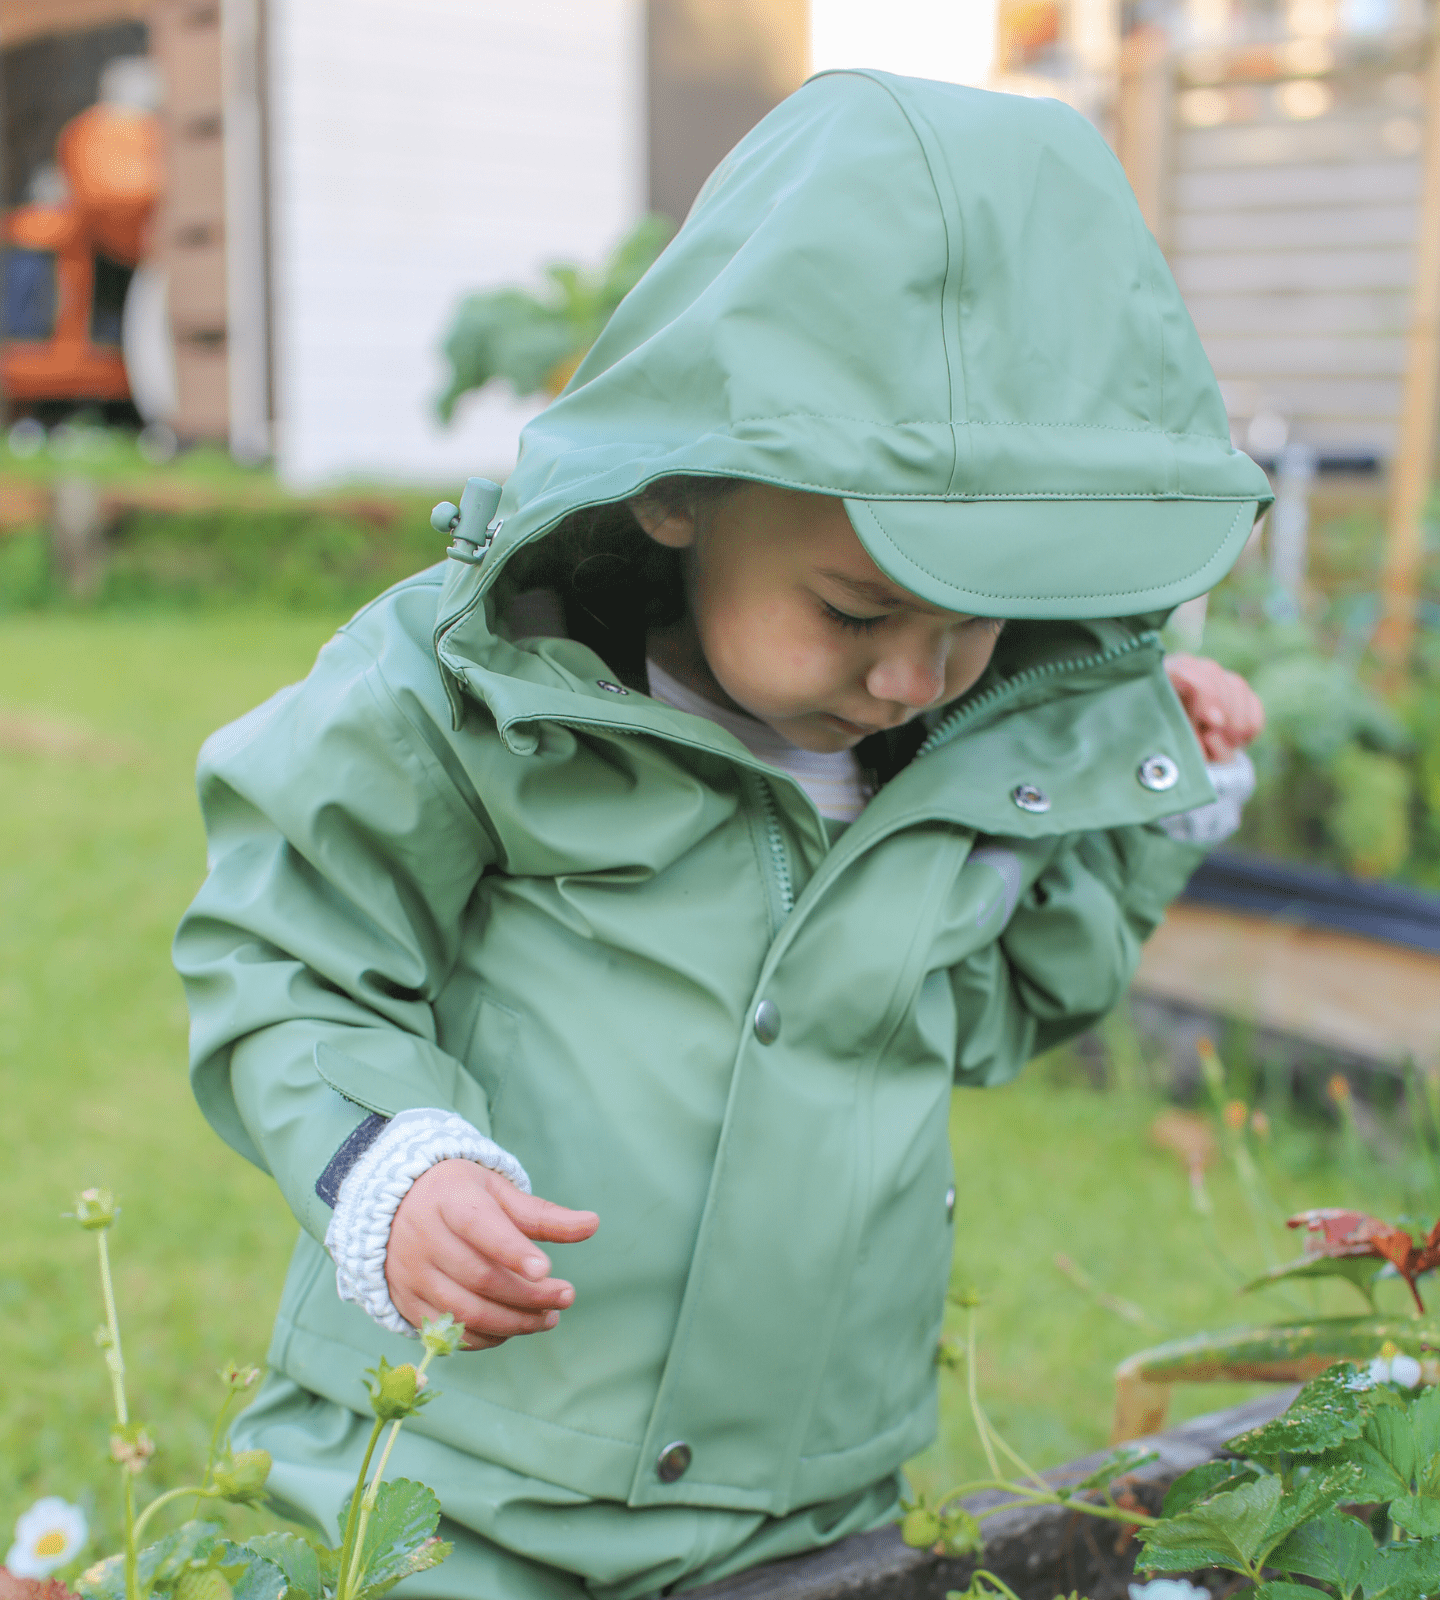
[500,475,741,690]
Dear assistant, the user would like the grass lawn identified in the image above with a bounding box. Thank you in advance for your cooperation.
[0,610,1426,1569]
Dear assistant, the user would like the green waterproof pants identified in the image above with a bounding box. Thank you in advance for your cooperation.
[235,1374,903,1600]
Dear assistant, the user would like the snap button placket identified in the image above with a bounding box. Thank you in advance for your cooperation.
[656,1441,692,1482]
[596,680,629,695]
[945,1185,956,1223]
[1011,783,1051,814]
[1138,754,1180,792]
[753,1000,781,1044]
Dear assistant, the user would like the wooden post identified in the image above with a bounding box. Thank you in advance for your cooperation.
[1114,23,1172,249]
[1375,23,1440,678]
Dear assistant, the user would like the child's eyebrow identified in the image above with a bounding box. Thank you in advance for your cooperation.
[817,570,916,610]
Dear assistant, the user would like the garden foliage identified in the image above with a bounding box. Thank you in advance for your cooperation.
[1138,1364,1440,1599]
[435,214,674,418]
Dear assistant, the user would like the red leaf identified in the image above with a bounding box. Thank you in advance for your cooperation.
[1286,1209,1430,1313]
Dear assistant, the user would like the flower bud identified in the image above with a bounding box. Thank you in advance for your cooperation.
[1223,1100,1247,1132]
[217,1361,260,1392]
[900,1506,943,1548]
[211,1449,271,1501]
[109,1425,155,1474]
[420,1313,465,1359]
[940,1507,984,1558]
[69,1189,118,1232]
[364,1357,432,1422]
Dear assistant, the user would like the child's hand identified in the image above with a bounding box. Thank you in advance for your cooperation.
[387,1159,599,1350]
[1163,652,1265,763]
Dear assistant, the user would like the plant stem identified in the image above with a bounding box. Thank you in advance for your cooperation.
[342,1349,437,1599]
[191,1389,241,1519]
[122,1472,139,1600]
[334,1418,385,1600]
[96,1230,129,1426]
[965,1570,1028,1600]
[133,1485,217,1547]
[965,1308,1002,1481]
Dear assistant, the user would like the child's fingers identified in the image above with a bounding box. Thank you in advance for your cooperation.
[424,1228,577,1314]
[489,1178,600,1247]
[399,1277,559,1350]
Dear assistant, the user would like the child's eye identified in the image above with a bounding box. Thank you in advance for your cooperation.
[822,600,888,634]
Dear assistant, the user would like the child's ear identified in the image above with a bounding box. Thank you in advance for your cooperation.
[628,494,697,549]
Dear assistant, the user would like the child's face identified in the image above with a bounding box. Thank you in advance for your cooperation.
[635,483,1004,753]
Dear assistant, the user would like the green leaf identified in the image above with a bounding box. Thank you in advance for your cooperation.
[1361,1539,1440,1600]
[233,1533,322,1600]
[1345,1441,1411,1506]
[1229,1366,1370,1460]
[1390,1495,1440,1538]
[1240,1255,1386,1310]
[1162,1460,1259,1517]
[1264,1461,1366,1548]
[348,1479,444,1599]
[1366,1405,1418,1487]
[1062,1444,1159,1496]
[74,1554,126,1600]
[1407,1385,1440,1470]
[145,1521,226,1592]
[356,1536,451,1600]
[1137,1474,1283,1575]
[1251,1582,1328,1600]
[222,1550,287,1600]
[1269,1510,1376,1597]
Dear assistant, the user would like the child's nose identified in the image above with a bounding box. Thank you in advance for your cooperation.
[865,644,948,710]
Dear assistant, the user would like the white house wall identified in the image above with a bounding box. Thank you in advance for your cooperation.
[266,0,646,489]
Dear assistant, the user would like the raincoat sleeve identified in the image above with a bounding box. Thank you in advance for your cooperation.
[174,624,501,1246]
[951,823,1206,1086]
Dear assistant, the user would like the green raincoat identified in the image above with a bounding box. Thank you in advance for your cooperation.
[176,71,1272,1599]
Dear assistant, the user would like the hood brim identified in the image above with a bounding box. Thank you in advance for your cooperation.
[844,495,1262,620]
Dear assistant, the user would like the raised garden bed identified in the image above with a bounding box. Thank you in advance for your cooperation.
[691,1390,1294,1600]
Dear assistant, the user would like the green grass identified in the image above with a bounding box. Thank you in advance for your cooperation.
[0,611,1426,1571]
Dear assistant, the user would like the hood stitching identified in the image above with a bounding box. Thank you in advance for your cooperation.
[849,498,1250,603]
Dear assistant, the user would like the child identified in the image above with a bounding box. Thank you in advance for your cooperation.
[176,71,1270,1600]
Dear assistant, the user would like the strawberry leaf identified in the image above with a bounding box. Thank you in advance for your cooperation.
[1269,1509,1375,1597]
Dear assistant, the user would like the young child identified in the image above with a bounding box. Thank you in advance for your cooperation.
[176,71,1270,1600]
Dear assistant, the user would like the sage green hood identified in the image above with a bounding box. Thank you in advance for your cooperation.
[444,69,1270,622]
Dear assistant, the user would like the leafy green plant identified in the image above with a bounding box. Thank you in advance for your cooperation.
[63,1188,462,1600]
[435,214,674,419]
[1137,1363,1440,1598]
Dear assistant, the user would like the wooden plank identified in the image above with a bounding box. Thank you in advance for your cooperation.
[1376,33,1440,672]
[165,135,226,235]
[1173,246,1413,292]
[1133,903,1440,1066]
[167,240,228,325]
[690,1393,1294,1600]
[1184,289,1409,336]
[1176,159,1420,210]
[1178,116,1422,169]
[0,0,150,44]
[159,7,222,122]
[1198,333,1405,376]
[1171,202,1415,252]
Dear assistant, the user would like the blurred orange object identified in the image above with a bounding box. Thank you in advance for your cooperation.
[1,101,162,407]
[1148,1108,1218,1180]
[997,0,1060,72]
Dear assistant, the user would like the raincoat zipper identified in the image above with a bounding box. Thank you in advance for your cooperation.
[755,777,796,919]
[916,631,1159,759]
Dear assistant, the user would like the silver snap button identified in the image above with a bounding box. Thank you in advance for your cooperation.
[656,1440,692,1482]
[945,1185,956,1223]
[1011,783,1050,814]
[596,680,629,695]
[1138,754,1179,792]
[753,1000,781,1044]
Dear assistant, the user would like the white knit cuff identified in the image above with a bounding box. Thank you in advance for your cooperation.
[1160,751,1256,847]
[323,1107,531,1337]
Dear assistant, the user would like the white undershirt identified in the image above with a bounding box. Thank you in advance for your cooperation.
[646,658,869,823]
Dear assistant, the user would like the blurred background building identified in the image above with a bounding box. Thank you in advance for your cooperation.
[1,0,1438,503]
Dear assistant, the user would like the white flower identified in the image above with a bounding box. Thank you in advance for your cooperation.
[1130,1582,1210,1600]
[6,1497,88,1578]
[1369,1352,1423,1389]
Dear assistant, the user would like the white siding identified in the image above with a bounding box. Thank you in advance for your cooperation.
[267,0,646,489]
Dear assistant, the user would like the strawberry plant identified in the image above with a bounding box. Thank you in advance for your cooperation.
[59,1190,462,1600]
